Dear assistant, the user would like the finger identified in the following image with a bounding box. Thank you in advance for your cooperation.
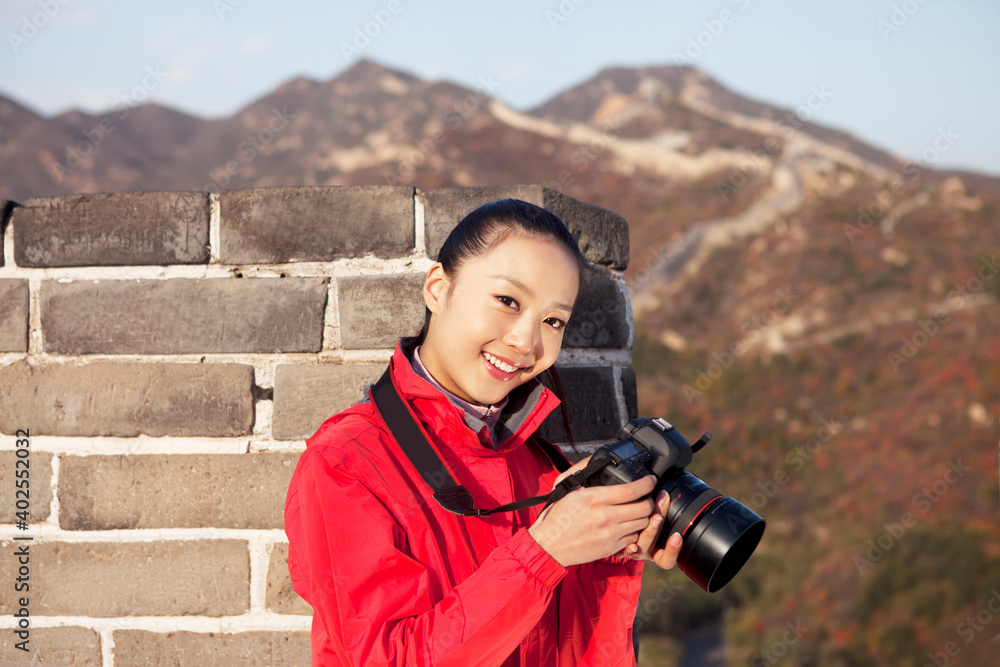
[619,510,663,559]
[655,489,670,515]
[639,489,670,538]
[632,492,672,556]
[613,534,643,556]
[653,532,683,570]
[633,512,666,558]
[617,515,654,538]
[613,544,633,559]
[605,482,665,528]
[600,475,657,505]
[598,497,654,530]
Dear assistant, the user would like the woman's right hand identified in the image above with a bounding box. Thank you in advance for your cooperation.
[528,470,657,568]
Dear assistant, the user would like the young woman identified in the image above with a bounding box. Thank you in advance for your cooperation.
[284,199,683,666]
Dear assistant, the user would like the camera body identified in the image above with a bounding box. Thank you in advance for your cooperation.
[583,417,766,593]
[586,417,695,483]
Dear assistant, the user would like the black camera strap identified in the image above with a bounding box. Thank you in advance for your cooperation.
[371,367,608,517]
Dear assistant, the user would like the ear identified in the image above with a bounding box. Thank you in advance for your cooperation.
[423,263,450,314]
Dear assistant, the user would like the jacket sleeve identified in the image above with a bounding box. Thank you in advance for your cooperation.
[284,445,569,667]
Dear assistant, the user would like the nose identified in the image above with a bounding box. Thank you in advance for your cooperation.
[503,316,541,359]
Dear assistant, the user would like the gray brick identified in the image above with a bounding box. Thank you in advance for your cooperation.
[0,361,254,437]
[59,453,300,530]
[266,543,313,615]
[40,277,328,354]
[273,363,384,440]
[620,366,638,420]
[0,279,29,352]
[11,192,210,267]
[0,626,102,666]
[418,185,628,269]
[542,188,629,270]
[563,275,629,349]
[220,185,415,263]
[538,366,623,443]
[0,540,249,617]
[0,451,52,523]
[113,630,311,667]
[338,274,425,349]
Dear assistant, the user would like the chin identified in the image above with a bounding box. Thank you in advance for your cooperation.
[476,385,513,406]
[476,390,506,407]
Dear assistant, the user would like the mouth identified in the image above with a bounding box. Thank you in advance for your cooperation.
[481,351,530,381]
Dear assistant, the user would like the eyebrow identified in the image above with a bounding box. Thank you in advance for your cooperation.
[488,274,575,313]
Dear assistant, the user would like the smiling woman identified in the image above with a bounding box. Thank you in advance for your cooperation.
[284,198,682,666]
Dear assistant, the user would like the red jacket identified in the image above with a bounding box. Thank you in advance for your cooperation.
[284,339,644,666]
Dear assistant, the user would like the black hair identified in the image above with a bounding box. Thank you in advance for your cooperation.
[404,198,588,452]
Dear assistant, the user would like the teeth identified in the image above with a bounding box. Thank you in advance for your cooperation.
[483,352,518,373]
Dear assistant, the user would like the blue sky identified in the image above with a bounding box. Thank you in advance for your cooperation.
[2,0,998,175]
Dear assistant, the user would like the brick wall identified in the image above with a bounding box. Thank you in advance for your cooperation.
[0,185,634,666]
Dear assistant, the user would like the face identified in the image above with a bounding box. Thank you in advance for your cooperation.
[419,232,581,407]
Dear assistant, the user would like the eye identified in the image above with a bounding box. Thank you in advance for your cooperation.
[546,317,567,330]
[495,295,518,309]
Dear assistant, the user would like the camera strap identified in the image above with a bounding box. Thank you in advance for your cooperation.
[371,367,606,517]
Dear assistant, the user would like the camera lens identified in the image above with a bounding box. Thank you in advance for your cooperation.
[658,472,766,593]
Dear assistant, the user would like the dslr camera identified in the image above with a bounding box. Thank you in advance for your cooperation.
[553,417,765,592]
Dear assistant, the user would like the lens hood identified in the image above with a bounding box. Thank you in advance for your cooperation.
[659,472,766,593]
[676,496,766,593]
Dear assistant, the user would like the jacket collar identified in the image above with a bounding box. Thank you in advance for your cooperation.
[389,337,562,456]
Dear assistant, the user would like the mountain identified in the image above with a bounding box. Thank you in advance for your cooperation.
[0,93,42,145]
[0,59,906,201]
[529,64,903,170]
[1,59,998,666]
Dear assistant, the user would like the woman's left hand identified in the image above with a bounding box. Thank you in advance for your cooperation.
[613,489,684,570]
